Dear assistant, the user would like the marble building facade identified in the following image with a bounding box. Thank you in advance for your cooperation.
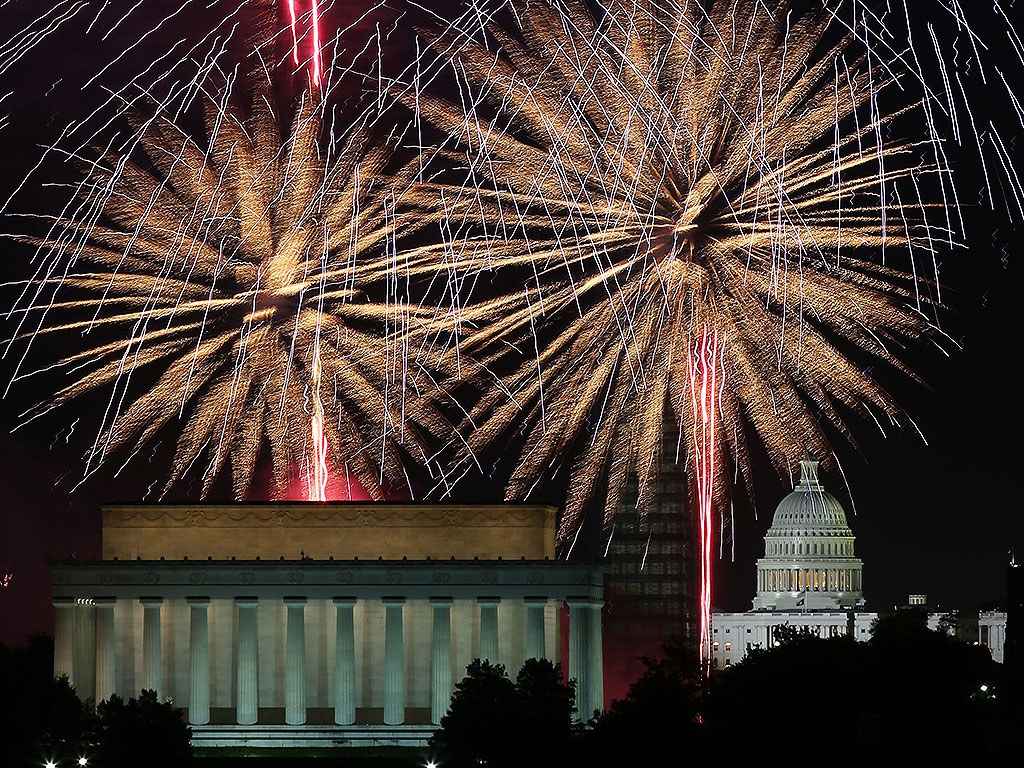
[50,502,605,750]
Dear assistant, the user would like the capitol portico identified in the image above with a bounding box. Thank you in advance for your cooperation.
[49,502,605,751]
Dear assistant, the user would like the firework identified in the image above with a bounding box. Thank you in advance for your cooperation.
[407,0,940,527]
[5,68,449,500]
[397,0,1024,658]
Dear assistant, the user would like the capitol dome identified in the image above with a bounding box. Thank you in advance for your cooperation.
[752,458,865,611]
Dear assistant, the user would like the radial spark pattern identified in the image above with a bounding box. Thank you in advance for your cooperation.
[9,79,446,499]
[407,0,970,541]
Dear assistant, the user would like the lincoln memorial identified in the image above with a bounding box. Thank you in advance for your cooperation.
[49,502,605,751]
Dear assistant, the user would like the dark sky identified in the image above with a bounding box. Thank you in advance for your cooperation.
[0,1,1021,648]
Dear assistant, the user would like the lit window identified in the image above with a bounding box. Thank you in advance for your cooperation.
[713,641,720,650]
[724,642,732,652]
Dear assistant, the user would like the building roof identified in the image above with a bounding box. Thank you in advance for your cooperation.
[768,458,851,532]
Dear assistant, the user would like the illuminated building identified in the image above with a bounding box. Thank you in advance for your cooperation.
[978,551,1021,668]
[711,459,877,668]
[49,503,605,751]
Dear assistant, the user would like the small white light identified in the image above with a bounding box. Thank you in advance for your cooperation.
[45,762,56,768]
[427,763,438,768]
[78,758,88,767]
[980,684,989,692]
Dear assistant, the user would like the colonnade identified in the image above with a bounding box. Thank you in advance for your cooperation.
[757,567,862,593]
[53,594,604,726]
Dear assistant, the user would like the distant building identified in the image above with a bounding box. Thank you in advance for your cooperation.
[712,459,1016,670]
[711,458,877,668]
[979,610,1007,663]
[49,502,605,752]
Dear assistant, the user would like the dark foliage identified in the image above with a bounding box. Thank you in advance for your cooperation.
[92,689,192,767]
[0,635,94,767]
[429,658,577,768]
[578,637,706,766]
[432,619,1024,768]
[0,636,191,767]
[703,611,1021,766]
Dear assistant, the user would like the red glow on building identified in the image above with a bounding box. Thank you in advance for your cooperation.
[687,326,721,672]
[284,464,372,502]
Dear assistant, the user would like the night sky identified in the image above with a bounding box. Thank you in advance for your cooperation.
[0,1,1021,648]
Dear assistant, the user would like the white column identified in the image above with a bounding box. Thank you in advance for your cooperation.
[236,597,258,725]
[588,600,604,715]
[524,597,547,661]
[478,597,500,664]
[188,598,210,726]
[333,598,356,725]
[568,598,604,721]
[568,600,586,717]
[53,597,76,685]
[382,598,405,725]
[284,598,307,726]
[94,598,116,704]
[75,602,96,702]
[141,598,163,697]
[430,598,453,725]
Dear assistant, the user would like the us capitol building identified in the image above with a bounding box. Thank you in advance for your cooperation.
[711,458,878,668]
[711,457,1014,668]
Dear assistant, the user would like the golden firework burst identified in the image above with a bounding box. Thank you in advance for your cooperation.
[407,0,944,541]
[12,76,449,499]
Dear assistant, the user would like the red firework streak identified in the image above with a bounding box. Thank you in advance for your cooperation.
[285,0,328,501]
[687,326,721,673]
[286,1,324,88]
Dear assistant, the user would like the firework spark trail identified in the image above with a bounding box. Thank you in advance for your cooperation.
[392,0,1024,601]
[0,0,1020,552]
[687,326,720,671]
[285,1,325,87]
[2,39,458,501]
[0,0,254,217]
[307,255,329,501]
[0,1,480,501]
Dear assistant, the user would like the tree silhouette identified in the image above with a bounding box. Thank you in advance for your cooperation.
[92,689,192,767]
[430,658,577,768]
[579,638,705,767]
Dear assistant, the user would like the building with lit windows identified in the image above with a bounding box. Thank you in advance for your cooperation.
[711,459,877,669]
[49,502,605,752]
